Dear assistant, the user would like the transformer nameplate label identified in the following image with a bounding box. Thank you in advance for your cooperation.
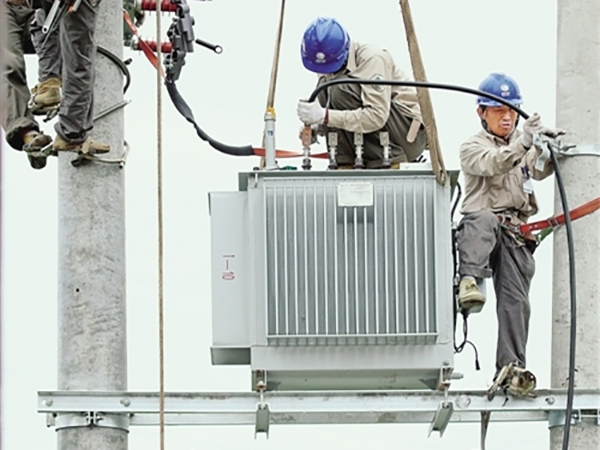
[337,182,374,207]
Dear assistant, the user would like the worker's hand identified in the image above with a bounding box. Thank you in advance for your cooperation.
[522,113,541,148]
[298,124,319,145]
[297,100,326,126]
[538,127,566,139]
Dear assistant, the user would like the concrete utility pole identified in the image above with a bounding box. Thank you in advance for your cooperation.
[551,0,600,449]
[57,0,127,448]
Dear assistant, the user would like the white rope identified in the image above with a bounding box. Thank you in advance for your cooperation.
[155,3,166,450]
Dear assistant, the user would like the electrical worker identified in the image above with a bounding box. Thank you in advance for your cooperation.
[296,17,426,169]
[51,0,109,155]
[3,0,61,169]
[456,73,560,395]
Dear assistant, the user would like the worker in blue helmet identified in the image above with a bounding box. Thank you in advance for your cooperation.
[456,72,563,396]
[296,17,426,169]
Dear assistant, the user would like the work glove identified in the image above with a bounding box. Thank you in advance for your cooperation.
[297,100,326,126]
[521,113,541,148]
[538,127,565,139]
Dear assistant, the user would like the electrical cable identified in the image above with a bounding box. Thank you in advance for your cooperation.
[97,45,131,93]
[450,182,481,370]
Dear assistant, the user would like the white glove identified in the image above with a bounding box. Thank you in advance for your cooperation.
[521,113,541,148]
[297,100,326,126]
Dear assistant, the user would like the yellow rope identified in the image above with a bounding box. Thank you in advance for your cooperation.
[155,4,166,450]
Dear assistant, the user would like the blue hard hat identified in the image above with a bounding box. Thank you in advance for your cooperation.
[301,17,350,74]
[476,73,523,107]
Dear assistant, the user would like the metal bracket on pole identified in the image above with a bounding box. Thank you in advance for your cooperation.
[534,134,600,172]
[548,409,582,429]
[71,141,131,169]
[49,412,130,432]
[38,389,600,428]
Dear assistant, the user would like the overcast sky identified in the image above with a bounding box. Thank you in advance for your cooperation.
[2,0,560,448]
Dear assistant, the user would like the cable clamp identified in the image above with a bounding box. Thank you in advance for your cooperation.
[50,412,130,432]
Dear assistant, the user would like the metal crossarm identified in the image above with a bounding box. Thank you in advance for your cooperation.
[39,389,600,434]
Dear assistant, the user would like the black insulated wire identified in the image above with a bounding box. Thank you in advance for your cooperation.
[165,81,255,156]
[97,46,131,94]
[308,78,529,118]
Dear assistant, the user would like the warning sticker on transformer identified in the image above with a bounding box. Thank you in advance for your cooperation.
[337,182,374,207]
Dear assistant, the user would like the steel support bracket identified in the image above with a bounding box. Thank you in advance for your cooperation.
[255,403,270,437]
[548,409,582,429]
[49,412,130,432]
[428,401,454,437]
[254,370,270,437]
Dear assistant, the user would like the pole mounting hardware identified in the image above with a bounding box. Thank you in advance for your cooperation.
[48,411,130,432]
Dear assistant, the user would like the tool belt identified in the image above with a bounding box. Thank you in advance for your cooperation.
[496,214,539,254]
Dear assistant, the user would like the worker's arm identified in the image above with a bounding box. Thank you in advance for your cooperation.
[460,136,529,177]
[327,55,392,134]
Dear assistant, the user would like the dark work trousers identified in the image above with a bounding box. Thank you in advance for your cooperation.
[3,1,37,150]
[54,0,98,144]
[30,6,62,82]
[2,0,60,149]
[456,210,535,372]
[317,77,427,168]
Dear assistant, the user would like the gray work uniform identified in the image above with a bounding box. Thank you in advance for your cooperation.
[2,0,60,150]
[53,0,99,144]
[30,5,62,82]
[457,128,553,372]
[316,41,426,168]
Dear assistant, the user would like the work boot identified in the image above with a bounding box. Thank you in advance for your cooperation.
[53,135,110,154]
[23,131,52,169]
[458,277,486,313]
[29,78,62,115]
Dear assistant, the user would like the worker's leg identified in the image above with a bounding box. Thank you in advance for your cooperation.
[385,103,427,163]
[30,6,62,82]
[318,80,418,168]
[54,0,97,144]
[2,2,38,150]
[490,231,535,371]
[456,210,501,279]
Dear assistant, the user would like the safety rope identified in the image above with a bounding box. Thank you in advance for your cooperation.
[155,6,166,450]
[398,0,447,186]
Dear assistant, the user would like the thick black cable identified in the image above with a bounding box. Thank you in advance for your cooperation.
[165,81,254,156]
[308,79,529,118]
[550,149,576,450]
[97,45,131,94]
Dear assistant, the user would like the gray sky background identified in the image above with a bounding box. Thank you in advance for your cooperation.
[2,0,559,448]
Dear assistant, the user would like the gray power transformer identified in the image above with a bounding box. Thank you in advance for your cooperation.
[209,168,458,391]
